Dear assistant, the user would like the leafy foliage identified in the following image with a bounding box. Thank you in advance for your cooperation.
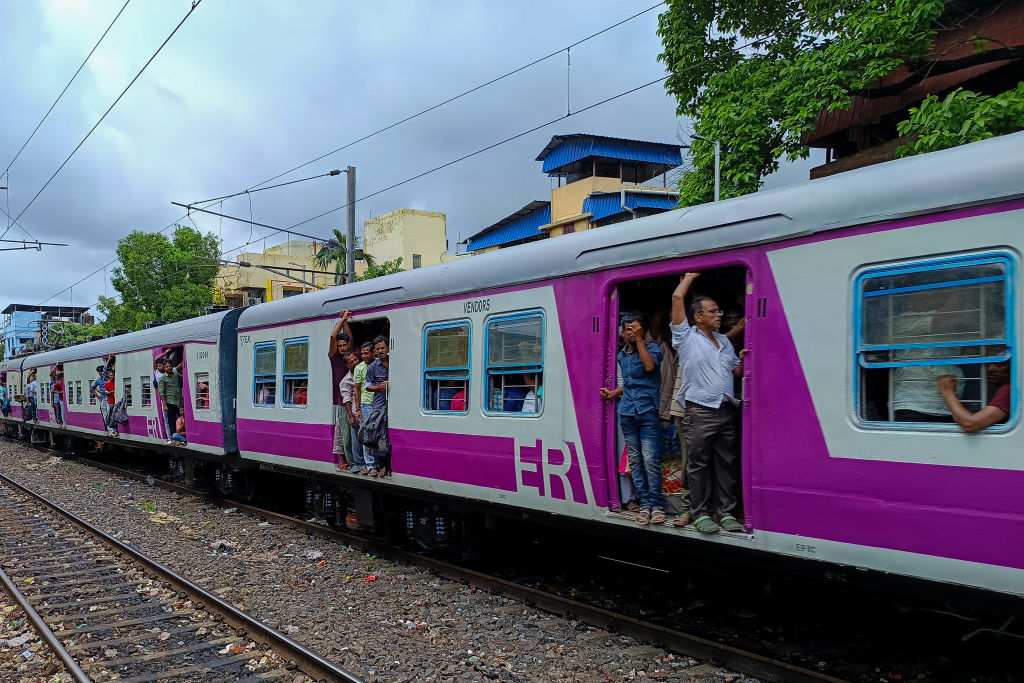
[897,83,1024,156]
[357,257,404,281]
[104,225,220,329]
[313,229,376,285]
[657,0,947,205]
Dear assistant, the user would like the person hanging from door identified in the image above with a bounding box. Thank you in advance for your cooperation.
[669,272,747,534]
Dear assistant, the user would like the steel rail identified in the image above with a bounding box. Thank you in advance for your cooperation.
[0,470,363,683]
[0,562,93,682]
[74,457,847,683]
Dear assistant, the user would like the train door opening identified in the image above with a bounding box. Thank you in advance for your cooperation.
[610,265,750,530]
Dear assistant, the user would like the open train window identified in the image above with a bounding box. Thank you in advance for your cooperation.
[75,380,82,405]
[123,377,132,408]
[194,372,210,410]
[855,252,1015,427]
[423,321,470,413]
[282,338,309,407]
[253,342,277,406]
[141,376,152,407]
[484,311,544,415]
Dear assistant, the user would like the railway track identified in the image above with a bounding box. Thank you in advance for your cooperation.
[69,455,846,683]
[0,470,362,683]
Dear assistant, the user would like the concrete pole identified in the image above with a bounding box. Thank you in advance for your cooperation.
[345,166,356,284]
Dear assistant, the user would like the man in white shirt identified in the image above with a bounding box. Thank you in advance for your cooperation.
[669,272,747,534]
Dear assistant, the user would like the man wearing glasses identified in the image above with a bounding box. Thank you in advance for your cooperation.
[669,272,748,534]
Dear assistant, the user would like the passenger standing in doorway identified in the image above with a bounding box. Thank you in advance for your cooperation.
[365,336,391,477]
[25,371,38,423]
[158,359,183,445]
[91,364,108,426]
[329,310,355,463]
[104,369,119,436]
[352,342,373,474]
[52,369,65,425]
[670,272,747,534]
[601,313,665,526]
[338,351,361,471]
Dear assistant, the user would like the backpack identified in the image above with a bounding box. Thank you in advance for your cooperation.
[111,397,130,425]
[358,407,389,452]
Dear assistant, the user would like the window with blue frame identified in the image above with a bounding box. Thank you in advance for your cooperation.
[485,311,544,415]
[253,342,277,406]
[423,322,470,413]
[855,253,1014,425]
[282,338,309,407]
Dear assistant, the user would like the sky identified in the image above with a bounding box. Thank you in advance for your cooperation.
[0,0,820,315]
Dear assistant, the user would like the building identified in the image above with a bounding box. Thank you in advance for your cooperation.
[805,2,1024,178]
[214,241,335,307]
[464,134,682,253]
[363,208,448,270]
[2,304,91,359]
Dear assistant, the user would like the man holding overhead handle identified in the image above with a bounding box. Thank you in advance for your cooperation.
[669,272,747,534]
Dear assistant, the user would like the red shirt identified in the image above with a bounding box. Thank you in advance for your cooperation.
[292,389,307,405]
[53,381,64,399]
[104,380,115,405]
[987,383,1011,416]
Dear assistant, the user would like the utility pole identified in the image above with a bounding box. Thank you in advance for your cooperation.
[345,166,356,284]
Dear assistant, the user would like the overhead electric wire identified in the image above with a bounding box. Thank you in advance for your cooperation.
[241,1,666,193]
[13,0,203,227]
[3,1,131,179]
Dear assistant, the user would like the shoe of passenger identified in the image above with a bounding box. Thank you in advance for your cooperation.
[625,500,640,511]
[719,515,744,533]
[165,439,174,445]
[368,468,380,477]
[358,467,369,475]
[692,515,721,534]
[672,512,692,527]
[635,509,652,526]
[650,509,666,525]
[348,465,361,474]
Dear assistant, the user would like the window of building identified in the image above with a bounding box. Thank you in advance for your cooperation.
[141,376,152,407]
[194,372,211,410]
[855,252,1014,426]
[123,377,133,407]
[485,311,544,415]
[282,287,303,298]
[75,380,83,405]
[254,342,277,406]
[413,254,422,269]
[423,321,470,413]
[282,338,309,407]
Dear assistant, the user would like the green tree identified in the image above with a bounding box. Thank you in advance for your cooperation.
[357,257,404,281]
[897,83,1024,156]
[657,0,1021,206]
[105,225,220,329]
[313,229,376,285]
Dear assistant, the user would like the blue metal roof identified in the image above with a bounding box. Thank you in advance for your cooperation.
[466,201,551,252]
[582,192,678,222]
[536,134,683,175]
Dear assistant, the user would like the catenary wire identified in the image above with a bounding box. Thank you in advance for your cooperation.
[12,0,203,227]
[3,1,131,180]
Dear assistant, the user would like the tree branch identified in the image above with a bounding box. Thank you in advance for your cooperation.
[851,44,1024,99]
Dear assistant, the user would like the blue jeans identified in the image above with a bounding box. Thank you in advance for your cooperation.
[360,402,376,468]
[620,410,662,512]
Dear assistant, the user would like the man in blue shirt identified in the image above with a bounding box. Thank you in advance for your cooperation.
[364,336,391,476]
[602,313,664,526]
[90,363,109,428]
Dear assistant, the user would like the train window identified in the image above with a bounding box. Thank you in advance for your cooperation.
[855,253,1014,426]
[282,339,309,407]
[254,342,277,406]
[123,378,133,408]
[423,321,470,413]
[75,380,82,405]
[484,311,544,415]
[194,372,211,410]
[141,376,152,407]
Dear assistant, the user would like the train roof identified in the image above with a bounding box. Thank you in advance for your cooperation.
[23,311,230,369]
[233,131,1022,329]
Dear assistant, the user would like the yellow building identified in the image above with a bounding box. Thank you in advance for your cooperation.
[215,241,335,306]
[464,134,682,253]
[363,208,448,270]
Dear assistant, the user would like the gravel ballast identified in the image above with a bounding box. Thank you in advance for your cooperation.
[0,442,750,682]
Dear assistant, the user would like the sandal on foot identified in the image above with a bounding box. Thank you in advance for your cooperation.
[693,515,721,534]
[651,509,666,524]
[720,515,744,532]
[635,509,651,526]
[672,512,692,527]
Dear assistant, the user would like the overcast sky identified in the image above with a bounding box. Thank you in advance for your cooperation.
[0,1,819,314]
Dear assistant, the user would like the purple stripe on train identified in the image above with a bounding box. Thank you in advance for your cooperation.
[237,418,335,463]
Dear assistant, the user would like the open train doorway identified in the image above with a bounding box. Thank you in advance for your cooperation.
[610,265,750,532]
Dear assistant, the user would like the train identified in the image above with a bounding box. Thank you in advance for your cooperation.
[2,132,1022,603]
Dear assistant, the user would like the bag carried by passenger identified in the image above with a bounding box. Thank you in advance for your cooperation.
[111,397,129,425]
[358,408,388,451]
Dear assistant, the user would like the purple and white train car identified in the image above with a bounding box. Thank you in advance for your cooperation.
[234,133,1024,600]
[24,311,242,457]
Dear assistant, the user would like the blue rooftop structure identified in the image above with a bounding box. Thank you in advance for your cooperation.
[535,134,684,181]
[582,191,679,223]
[465,201,551,252]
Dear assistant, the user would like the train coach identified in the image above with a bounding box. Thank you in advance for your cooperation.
[2,132,1022,603]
